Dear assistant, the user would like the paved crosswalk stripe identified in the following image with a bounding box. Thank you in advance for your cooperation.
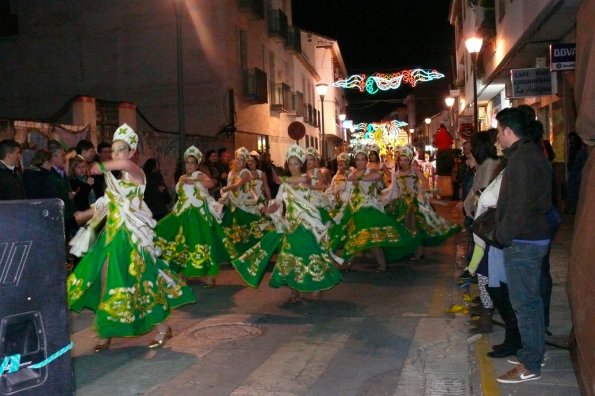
[230,330,351,395]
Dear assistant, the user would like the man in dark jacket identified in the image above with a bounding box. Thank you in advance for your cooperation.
[494,108,552,384]
[48,140,77,240]
[0,139,26,200]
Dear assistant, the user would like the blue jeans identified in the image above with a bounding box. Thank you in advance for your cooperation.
[503,241,549,375]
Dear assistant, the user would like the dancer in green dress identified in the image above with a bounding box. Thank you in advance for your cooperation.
[67,124,196,351]
[339,143,418,271]
[155,146,228,287]
[221,147,272,259]
[247,151,272,203]
[232,144,342,303]
[325,152,351,218]
[383,144,460,258]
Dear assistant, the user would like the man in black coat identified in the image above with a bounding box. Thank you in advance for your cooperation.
[0,139,26,200]
[494,108,552,385]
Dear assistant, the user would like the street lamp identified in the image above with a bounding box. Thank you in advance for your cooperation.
[175,0,186,160]
[445,96,457,145]
[425,117,431,146]
[409,128,414,144]
[315,83,329,160]
[338,113,346,141]
[465,36,483,134]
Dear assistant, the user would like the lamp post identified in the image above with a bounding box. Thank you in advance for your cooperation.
[338,113,346,152]
[465,36,483,134]
[409,128,414,144]
[315,83,329,160]
[424,117,431,146]
[445,96,455,144]
[175,0,186,160]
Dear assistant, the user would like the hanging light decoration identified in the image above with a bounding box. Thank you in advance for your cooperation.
[333,68,445,94]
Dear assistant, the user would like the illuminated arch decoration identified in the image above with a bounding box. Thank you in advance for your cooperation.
[349,120,410,157]
[334,69,445,94]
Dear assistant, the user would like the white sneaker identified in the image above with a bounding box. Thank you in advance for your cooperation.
[507,352,548,367]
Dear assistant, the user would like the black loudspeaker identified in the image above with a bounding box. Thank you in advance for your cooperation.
[0,199,73,395]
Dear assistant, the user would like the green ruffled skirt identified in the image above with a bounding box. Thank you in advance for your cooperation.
[155,207,228,277]
[385,198,460,247]
[67,228,196,338]
[222,206,272,259]
[232,225,342,292]
[339,206,420,262]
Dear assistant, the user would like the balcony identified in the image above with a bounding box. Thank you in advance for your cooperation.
[270,82,291,112]
[285,26,301,54]
[268,9,288,43]
[242,68,268,104]
[238,0,264,20]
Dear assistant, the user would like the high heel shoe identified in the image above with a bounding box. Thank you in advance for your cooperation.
[148,327,172,349]
[94,338,111,352]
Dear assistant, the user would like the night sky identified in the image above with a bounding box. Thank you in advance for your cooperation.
[292,0,454,125]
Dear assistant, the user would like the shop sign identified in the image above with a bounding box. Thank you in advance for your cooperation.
[510,68,552,98]
[550,43,576,71]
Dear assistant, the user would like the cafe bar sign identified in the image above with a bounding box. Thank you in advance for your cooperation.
[510,68,554,98]
[550,43,576,71]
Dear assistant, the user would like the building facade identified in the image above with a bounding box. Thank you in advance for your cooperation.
[0,0,347,181]
[449,0,581,207]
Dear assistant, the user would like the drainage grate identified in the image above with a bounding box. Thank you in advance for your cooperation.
[426,375,469,396]
[190,323,263,342]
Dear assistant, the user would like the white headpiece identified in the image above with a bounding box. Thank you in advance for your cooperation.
[352,143,368,157]
[113,123,138,151]
[397,144,415,161]
[305,147,320,160]
[337,152,350,163]
[285,144,306,163]
[368,143,381,154]
[234,147,250,161]
[184,145,202,162]
[249,150,260,159]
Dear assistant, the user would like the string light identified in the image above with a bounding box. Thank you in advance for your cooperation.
[333,68,445,94]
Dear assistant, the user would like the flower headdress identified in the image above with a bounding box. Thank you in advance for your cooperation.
[113,123,138,151]
[249,150,260,159]
[184,145,202,162]
[305,147,320,160]
[337,152,350,163]
[234,147,250,161]
[285,144,306,163]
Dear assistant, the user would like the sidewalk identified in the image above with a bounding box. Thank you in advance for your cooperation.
[393,205,579,396]
[472,213,579,395]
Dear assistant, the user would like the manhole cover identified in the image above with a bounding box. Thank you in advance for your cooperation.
[190,323,263,341]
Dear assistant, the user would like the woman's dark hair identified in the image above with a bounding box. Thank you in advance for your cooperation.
[368,150,380,162]
[205,150,217,162]
[471,129,498,165]
[31,149,52,167]
[142,158,158,174]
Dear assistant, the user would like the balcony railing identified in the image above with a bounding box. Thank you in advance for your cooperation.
[238,0,264,20]
[242,68,268,104]
[268,9,288,43]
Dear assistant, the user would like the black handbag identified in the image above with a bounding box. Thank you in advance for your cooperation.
[471,207,503,249]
